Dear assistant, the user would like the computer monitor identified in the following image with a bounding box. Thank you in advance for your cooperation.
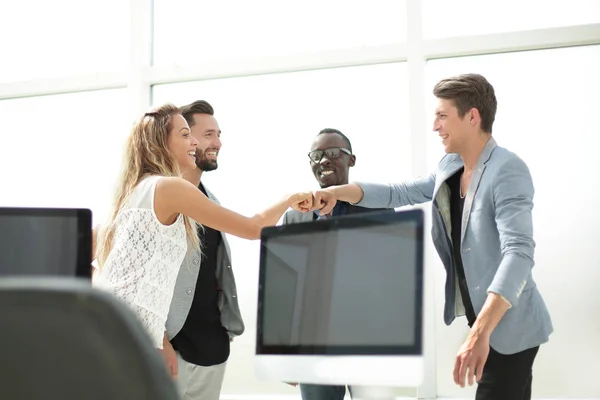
[0,207,92,279]
[255,209,424,387]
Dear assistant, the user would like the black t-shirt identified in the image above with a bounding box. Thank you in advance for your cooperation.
[170,183,230,366]
[447,168,477,326]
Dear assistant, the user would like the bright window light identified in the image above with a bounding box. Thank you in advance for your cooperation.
[0,89,131,226]
[153,0,407,66]
[0,0,129,83]
[423,0,600,39]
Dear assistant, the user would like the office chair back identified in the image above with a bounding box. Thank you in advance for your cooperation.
[0,277,179,400]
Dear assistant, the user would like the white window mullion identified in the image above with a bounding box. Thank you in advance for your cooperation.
[407,0,437,399]
[0,73,127,101]
[127,0,153,118]
[423,23,600,60]
[147,44,408,86]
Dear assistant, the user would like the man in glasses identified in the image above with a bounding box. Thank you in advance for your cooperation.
[282,128,391,400]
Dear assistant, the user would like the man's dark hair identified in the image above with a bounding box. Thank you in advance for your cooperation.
[179,100,214,127]
[433,73,497,133]
[317,128,352,153]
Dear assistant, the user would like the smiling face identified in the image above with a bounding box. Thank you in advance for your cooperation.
[189,113,222,171]
[433,98,478,154]
[432,74,497,154]
[167,114,199,172]
[309,132,355,188]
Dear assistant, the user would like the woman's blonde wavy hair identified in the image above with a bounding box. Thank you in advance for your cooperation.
[95,103,200,268]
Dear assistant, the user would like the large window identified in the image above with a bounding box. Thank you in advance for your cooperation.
[0,89,131,226]
[422,0,600,39]
[153,62,411,200]
[152,0,407,66]
[426,44,600,399]
[152,62,411,393]
[0,0,129,83]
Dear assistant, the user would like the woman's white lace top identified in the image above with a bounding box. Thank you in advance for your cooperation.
[93,175,187,349]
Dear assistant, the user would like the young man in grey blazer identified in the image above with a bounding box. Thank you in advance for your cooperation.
[310,74,553,400]
[162,100,244,400]
[283,128,390,400]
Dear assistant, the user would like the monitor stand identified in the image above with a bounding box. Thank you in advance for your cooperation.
[350,385,399,400]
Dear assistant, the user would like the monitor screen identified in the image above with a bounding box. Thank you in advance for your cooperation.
[257,209,424,356]
[0,208,92,279]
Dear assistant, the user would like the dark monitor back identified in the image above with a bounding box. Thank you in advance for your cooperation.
[0,207,92,279]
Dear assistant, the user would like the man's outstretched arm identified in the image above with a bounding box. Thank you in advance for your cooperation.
[313,174,436,215]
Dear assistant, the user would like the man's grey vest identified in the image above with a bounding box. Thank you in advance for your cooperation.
[166,186,245,340]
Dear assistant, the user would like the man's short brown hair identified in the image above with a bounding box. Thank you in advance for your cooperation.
[179,100,214,127]
[433,73,497,133]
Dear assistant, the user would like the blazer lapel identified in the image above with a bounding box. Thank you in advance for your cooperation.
[460,137,498,242]
[433,157,464,201]
[433,158,463,238]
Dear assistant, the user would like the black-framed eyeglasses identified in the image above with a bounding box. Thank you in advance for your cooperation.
[308,147,352,163]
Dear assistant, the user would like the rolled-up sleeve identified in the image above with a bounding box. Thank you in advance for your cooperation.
[487,156,536,307]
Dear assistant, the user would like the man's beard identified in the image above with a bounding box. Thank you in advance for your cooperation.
[196,155,218,172]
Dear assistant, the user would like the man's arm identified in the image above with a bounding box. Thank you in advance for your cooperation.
[471,293,511,338]
[161,331,178,378]
[315,174,436,215]
[454,293,509,386]
[454,155,535,386]
[486,155,536,308]
[354,174,436,208]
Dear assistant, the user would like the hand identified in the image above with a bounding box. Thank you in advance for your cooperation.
[312,189,337,215]
[161,335,178,379]
[289,192,313,213]
[453,330,490,387]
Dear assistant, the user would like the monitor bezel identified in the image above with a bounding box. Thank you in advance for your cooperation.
[0,207,93,279]
[256,208,424,356]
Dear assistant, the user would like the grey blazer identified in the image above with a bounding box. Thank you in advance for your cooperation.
[166,186,245,340]
[355,137,553,355]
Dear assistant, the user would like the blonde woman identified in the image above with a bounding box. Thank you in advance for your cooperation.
[93,103,311,361]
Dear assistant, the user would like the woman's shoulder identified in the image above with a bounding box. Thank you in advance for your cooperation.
[139,174,166,186]
[134,174,177,193]
[127,175,168,208]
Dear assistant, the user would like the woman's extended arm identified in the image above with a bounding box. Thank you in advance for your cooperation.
[154,177,312,240]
